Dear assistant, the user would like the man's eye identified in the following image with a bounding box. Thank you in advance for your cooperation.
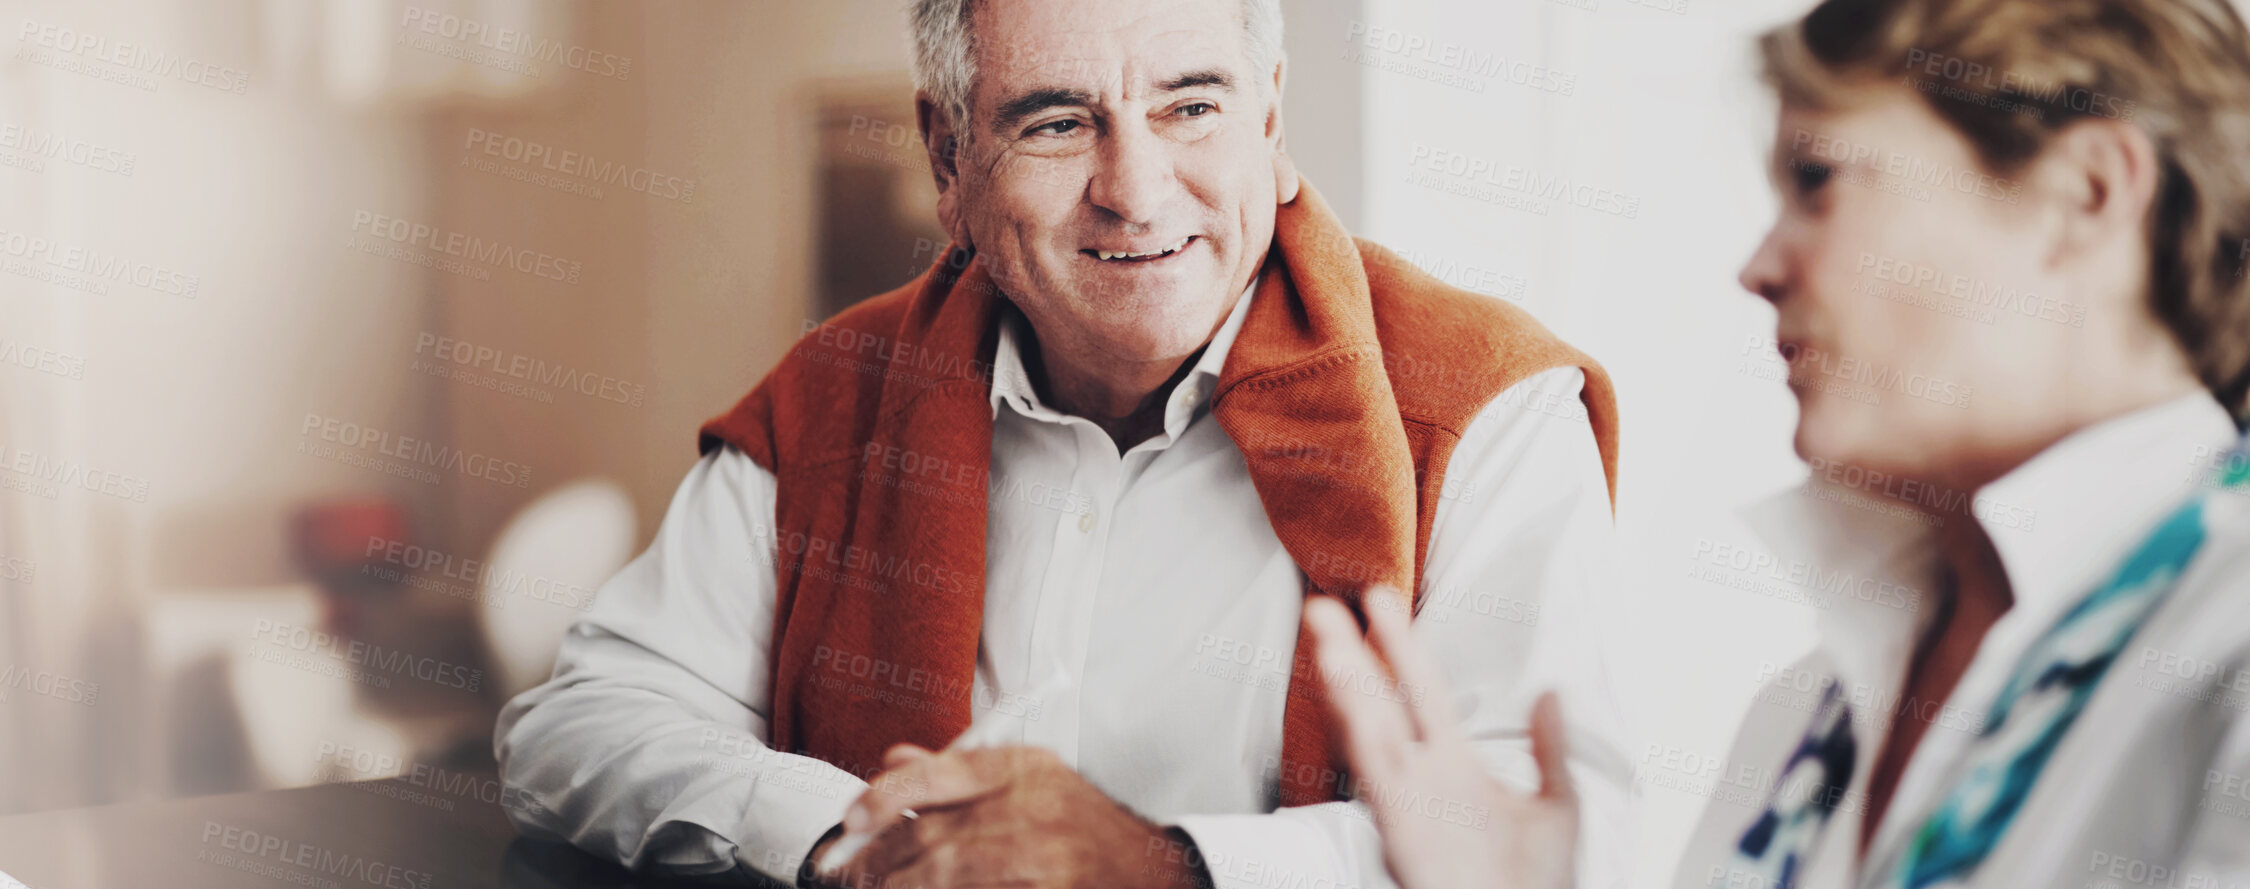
[1791,160,1832,195]
[1177,102,1216,118]
[1029,119,1081,137]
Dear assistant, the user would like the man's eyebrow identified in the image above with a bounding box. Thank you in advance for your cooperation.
[993,87,1097,130]
[1156,69,1236,92]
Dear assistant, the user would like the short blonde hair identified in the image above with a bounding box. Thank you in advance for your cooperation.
[1762,0,2250,420]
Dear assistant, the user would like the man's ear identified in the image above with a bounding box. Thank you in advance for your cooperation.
[916,93,974,248]
[1265,59,1300,204]
[2041,117,2159,272]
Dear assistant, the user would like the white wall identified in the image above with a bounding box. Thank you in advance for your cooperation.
[1349,1,1819,882]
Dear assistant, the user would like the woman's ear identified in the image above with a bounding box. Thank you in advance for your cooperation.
[2043,117,2159,269]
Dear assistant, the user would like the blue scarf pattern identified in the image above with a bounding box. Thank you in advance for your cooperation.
[1726,437,2250,889]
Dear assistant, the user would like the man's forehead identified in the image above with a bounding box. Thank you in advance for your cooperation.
[972,0,1245,96]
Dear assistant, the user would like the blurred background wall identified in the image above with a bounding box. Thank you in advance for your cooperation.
[0,0,1828,884]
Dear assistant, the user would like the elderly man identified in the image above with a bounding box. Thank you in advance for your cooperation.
[495,0,1632,886]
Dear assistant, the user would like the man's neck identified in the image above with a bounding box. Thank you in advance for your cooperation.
[1019,326,1207,454]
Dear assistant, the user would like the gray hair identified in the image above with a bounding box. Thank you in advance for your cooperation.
[910,0,1286,134]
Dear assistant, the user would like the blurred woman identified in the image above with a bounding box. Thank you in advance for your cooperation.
[1306,0,2250,886]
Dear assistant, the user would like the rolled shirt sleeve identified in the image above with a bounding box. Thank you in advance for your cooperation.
[1175,366,1637,889]
[493,446,866,882]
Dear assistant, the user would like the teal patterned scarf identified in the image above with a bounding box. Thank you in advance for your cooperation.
[1729,437,2250,889]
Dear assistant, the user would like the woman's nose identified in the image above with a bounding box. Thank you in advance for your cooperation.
[1738,225,1790,306]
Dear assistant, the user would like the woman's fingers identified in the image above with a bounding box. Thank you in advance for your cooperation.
[1528,690,1577,805]
[1359,584,1462,741]
[1305,595,1415,777]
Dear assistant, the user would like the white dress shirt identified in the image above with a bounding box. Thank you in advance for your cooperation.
[496,280,1634,888]
[1675,393,2250,889]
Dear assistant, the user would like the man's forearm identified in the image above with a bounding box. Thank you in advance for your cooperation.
[496,647,866,879]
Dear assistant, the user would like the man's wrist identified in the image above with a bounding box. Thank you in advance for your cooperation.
[796,822,845,888]
[1140,825,1217,889]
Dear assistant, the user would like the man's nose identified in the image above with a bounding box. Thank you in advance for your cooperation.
[1087,125,1174,228]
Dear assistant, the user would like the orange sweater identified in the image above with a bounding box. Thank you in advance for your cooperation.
[700,182,1619,806]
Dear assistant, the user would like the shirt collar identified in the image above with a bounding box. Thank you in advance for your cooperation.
[1741,391,2240,688]
[988,274,1260,441]
[1975,391,2239,628]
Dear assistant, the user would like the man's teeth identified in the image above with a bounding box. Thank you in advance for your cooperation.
[1095,237,1191,261]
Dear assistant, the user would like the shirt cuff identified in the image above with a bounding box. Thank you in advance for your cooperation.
[734,757,868,883]
[1172,810,1361,889]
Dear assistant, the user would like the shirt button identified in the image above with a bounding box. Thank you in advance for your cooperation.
[1078,507,1097,533]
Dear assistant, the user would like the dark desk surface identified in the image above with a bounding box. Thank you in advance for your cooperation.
[0,776,782,889]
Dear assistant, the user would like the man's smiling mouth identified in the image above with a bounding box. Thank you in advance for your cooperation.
[1084,235,1196,263]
